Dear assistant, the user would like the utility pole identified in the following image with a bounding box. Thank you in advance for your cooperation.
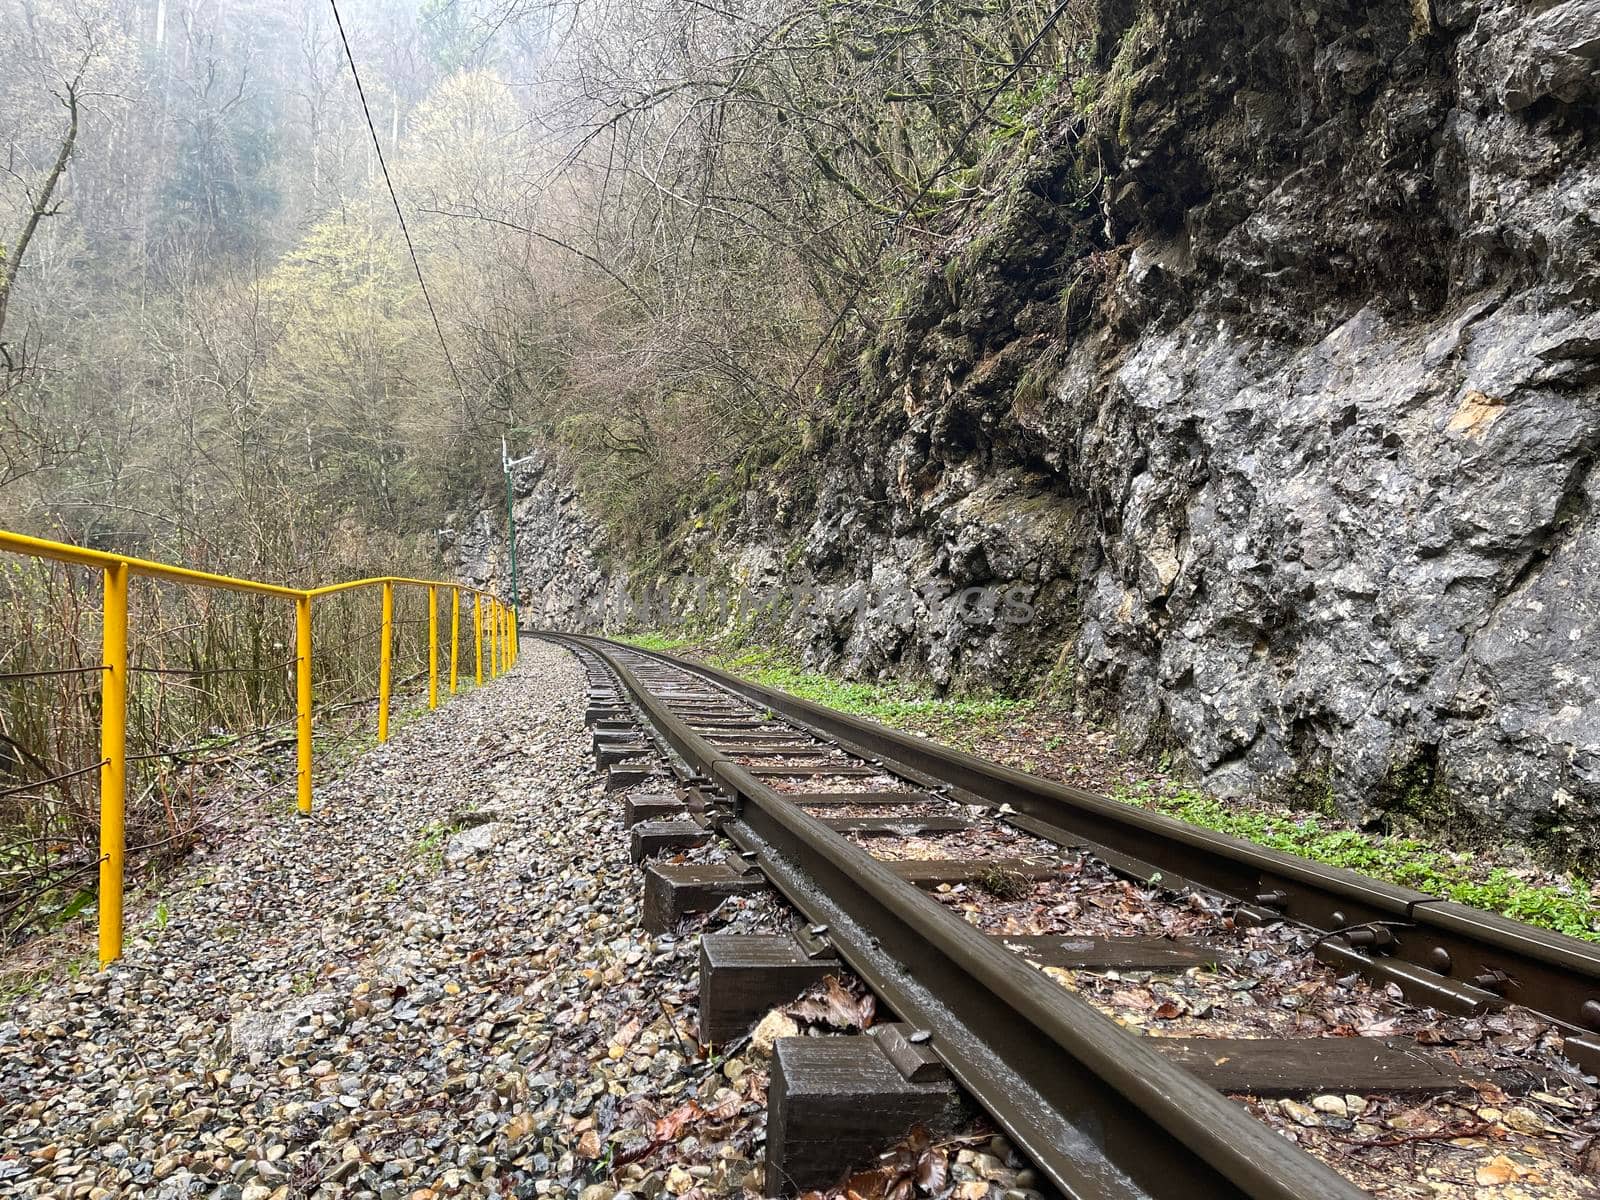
[502,438,540,626]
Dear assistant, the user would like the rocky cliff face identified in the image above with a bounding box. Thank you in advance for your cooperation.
[449,454,619,629]
[503,0,1600,862]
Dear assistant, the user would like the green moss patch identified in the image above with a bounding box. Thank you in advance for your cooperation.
[1120,785,1600,943]
[705,645,1027,727]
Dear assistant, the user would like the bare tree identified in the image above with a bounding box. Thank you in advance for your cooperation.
[0,56,85,366]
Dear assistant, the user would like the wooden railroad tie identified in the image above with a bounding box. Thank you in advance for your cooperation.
[744,764,882,778]
[820,815,973,837]
[999,933,1224,970]
[606,762,655,791]
[766,1026,963,1195]
[892,857,1074,886]
[630,818,711,863]
[791,791,942,808]
[593,730,649,766]
[624,792,690,826]
[1150,1037,1513,1097]
[698,932,841,1045]
[641,862,766,932]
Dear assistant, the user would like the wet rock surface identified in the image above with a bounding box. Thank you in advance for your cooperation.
[451,456,616,632]
[0,643,757,1199]
[799,0,1600,853]
[492,0,1600,860]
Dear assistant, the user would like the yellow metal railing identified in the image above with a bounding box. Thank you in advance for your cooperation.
[0,529,519,965]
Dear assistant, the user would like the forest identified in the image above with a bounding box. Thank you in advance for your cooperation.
[8,0,1593,942]
[1,0,1087,570]
[0,0,1092,939]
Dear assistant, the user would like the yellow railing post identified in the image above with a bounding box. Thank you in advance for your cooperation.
[378,580,394,742]
[0,529,519,965]
[295,593,313,815]
[98,560,129,967]
[449,586,460,694]
[427,585,439,711]
[474,594,483,685]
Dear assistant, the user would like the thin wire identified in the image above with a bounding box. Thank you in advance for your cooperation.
[0,665,109,681]
[124,715,300,764]
[0,760,108,800]
[128,656,298,677]
[327,0,467,399]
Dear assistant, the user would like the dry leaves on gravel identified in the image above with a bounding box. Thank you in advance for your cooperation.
[783,975,877,1031]
[797,1126,996,1200]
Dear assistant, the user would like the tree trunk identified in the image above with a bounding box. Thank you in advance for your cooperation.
[0,70,83,351]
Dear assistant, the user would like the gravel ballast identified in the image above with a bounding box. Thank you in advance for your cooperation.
[0,642,765,1200]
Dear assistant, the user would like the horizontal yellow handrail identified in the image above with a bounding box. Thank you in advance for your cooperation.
[0,529,304,599]
[305,574,495,598]
[0,528,520,965]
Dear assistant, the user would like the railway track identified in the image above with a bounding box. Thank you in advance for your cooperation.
[542,631,1600,1200]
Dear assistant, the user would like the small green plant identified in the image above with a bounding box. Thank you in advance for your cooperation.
[1119,784,1600,942]
[1071,70,1102,113]
[978,866,1034,900]
[414,822,451,871]
[413,811,477,873]
[154,901,170,930]
[55,888,94,925]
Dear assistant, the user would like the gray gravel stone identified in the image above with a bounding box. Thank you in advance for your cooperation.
[444,822,508,865]
[0,643,766,1198]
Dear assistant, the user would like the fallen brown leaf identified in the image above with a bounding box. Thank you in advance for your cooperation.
[1475,1154,1545,1186]
[914,1147,948,1190]
[653,1101,704,1142]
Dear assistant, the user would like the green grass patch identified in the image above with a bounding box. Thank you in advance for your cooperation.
[703,644,1027,728]
[619,631,1033,749]
[615,631,699,652]
[1121,785,1600,942]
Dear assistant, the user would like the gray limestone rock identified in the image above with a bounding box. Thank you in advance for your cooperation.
[480,0,1600,860]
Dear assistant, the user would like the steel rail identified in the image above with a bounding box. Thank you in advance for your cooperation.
[576,634,1600,1063]
[547,632,1372,1200]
